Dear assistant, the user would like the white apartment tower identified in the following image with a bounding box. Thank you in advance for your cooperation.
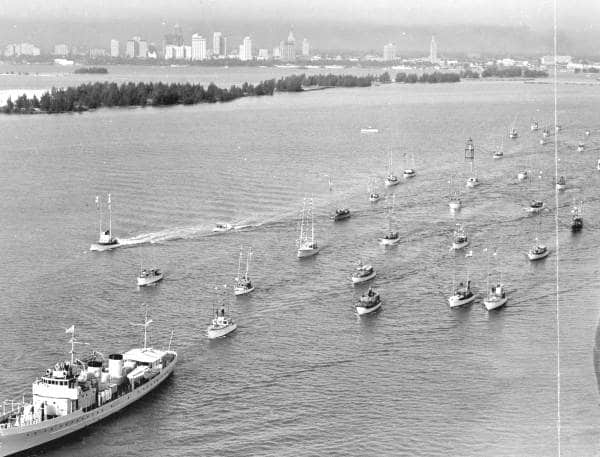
[383,43,396,61]
[110,39,119,58]
[239,36,252,61]
[429,36,438,63]
[192,34,207,60]
[213,31,225,56]
[302,38,310,57]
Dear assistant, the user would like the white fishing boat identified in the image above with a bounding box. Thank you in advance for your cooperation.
[351,261,376,284]
[585,129,591,136]
[483,248,508,310]
[448,280,475,307]
[379,195,400,245]
[556,175,566,191]
[508,128,518,139]
[332,208,351,221]
[493,136,504,159]
[403,152,416,178]
[571,200,583,232]
[577,142,585,152]
[542,128,550,138]
[355,287,382,315]
[464,139,479,187]
[0,313,176,457]
[539,138,547,145]
[360,127,379,134]
[137,267,163,286]
[90,194,119,251]
[527,200,545,213]
[517,170,529,181]
[368,179,381,202]
[384,150,400,187]
[597,159,600,171]
[297,197,319,258]
[234,247,254,295]
[527,211,549,260]
[530,120,539,131]
[448,176,461,210]
[212,223,233,233]
[207,308,237,339]
[451,224,469,250]
[555,124,562,132]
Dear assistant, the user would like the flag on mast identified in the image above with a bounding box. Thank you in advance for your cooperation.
[107,193,111,205]
[65,325,74,334]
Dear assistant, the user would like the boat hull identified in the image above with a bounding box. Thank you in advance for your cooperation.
[384,179,399,187]
[137,273,164,286]
[528,249,549,261]
[356,301,382,315]
[448,294,476,308]
[207,323,237,339]
[449,201,461,210]
[451,240,469,250]
[352,271,376,284]
[297,247,320,258]
[0,353,176,457]
[89,241,119,251]
[466,178,480,188]
[484,296,508,310]
[234,286,255,296]
[379,237,400,246]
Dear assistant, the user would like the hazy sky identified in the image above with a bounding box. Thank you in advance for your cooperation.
[0,0,597,29]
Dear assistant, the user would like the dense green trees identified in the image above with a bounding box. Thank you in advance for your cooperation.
[481,66,548,78]
[395,72,460,83]
[275,73,376,92]
[74,67,109,74]
[2,79,277,114]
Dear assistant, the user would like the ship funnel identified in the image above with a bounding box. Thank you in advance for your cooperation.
[108,354,124,381]
[87,360,102,379]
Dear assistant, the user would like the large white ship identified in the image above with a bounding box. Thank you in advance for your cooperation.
[0,315,177,456]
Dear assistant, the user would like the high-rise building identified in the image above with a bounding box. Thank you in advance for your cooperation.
[53,44,69,56]
[257,48,269,60]
[301,38,310,57]
[212,31,226,56]
[192,34,207,61]
[89,48,107,58]
[239,36,252,61]
[281,30,296,62]
[164,24,185,56]
[429,36,438,64]
[138,40,148,58]
[383,43,396,61]
[272,46,281,59]
[110,39,119,58]
[126,39,137,58]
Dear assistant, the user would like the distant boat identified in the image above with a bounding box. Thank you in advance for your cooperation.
[556,175,566,191]
[351,261,376,284]
[332,208,351,221]
[207,304,237,339]
[297,197,319,258]
[517,169,529,181]
[508,115,518,139]
[526,172,545,213]
[451,223,469,250]
[137,263,163,287]
[483,249,508,311]
[384,150,400,187]
[527,212,550,261]
[448,176,461,210]
[585,129,591,136]
[234,246,255,296]
[379,195,400,245]
[361,127,379,134]
[90,193,119,251]
[403,152,416,178]
[355,287,382,315]
[597,158,600,171]
[448,248,475,308]
[465,139,479,187]
[213,223,233,233]
[577,142,585,152]
[493,136,504,159]
[571,201,583,232]
[542,128,550,138]
[368,178,381,202]
[530,120,539,131]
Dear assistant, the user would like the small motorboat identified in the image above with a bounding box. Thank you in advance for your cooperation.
[448,280,476,308]
[234,247,255,296]
[484,283,508,310]
[556,176,566,191]
[571,202,583,232]
[492,150,504,159]
[379,230,400,245]
[466,176,480,188]
[369,192,381,203]
[527,242,550,261]
[509,128,518,139]
[332,208,351,221]
[298,240,320,258]
[213,223,233,232]
[449,197,461,211]
[355,287,382,315]
[361,127,379,134]
[207,308,237,339]
[577,142,585,152]
[451,224,469,250]
[527,200,544,213]
[517,170,529,181]
[137,267,163,286]
[530,121,539,131]
[351,262,376,284]
[403,168,416,178]
[90,230,119,251]
[384,174,400,187]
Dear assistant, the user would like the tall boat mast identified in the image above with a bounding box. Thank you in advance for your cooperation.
[108,193,112,236]
[310,197,315,243]
[95,195,102,234]
[245,247,252,277]
[237,246,243,280]
[130,307,153,351]
[299,197,306,243]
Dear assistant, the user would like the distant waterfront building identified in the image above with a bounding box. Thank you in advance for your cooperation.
[5,43,41,57]
[138,40,148,58]
[110,39,119,58]
[239,36,252,61]
[164,24,185,56]
[257,48,270,60]
[212,31,226,56]
[89,48,107,58]
[301,38,310,57]
[53,44,69,56]
[272,46,281,59]
[429,36,438,63]
[191,34,207,61]
[126,39,137,58]
[281,30,296,62]
[541,55,572,66]
[383,43,396,61]
[184,45,192,61]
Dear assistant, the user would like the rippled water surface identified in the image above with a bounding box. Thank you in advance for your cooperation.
[2,67,600,456]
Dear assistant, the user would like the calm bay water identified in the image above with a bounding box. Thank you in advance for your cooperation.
[1,66,600,456]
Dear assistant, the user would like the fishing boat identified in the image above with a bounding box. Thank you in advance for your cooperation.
[448,281,475,308]
[555,124,562,132]
[212,223,233,233]
[234,247,254,295]
[384,150,400,187]
[355,287,382,315]
[379,195,400,245]
[137,267,163,287]
[448,176,461,210]
[332,208,351,221]
[556,175,566,191]
[403,152,416,178]
[360,127,379,134]
[493,136,504,159]
[483,248,508,310]
[466,161,480,187]
[517,170,529,181]
[530,120,539,131]
[90,194,119,251]
[0,313,176,457]
[527,200,545,213]
[368,179,381,202]
[542,128,550,138]
[571,201,583,232]
[451,224,469,250]
[508,128,518,139]
[207,307,237,339]
[465,139,479,187]
[539,138,547,145]
[527,212,550,260]
[577,142,585,152]
[351,261,376,284]
[297,197,319,258]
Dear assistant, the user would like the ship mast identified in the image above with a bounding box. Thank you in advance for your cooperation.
[131,306,153,351]
[107,193,112,236]
[310,197,315,243]
[245,247,252,278]
[236,246,243,281]
[299,197,306,244]
[95,195,102,234]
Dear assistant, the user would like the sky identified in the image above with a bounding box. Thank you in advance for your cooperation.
[0,0,597,29]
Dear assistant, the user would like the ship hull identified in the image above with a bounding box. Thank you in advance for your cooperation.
[0,354,176,457]
[297,247,320,258]
[448,294,476,308]
[89,241,119,252]
[207,323,237,339]
[137,274,164,286]
[351,271,376,284]
[356,301,382,315]
[234,286,254,296]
